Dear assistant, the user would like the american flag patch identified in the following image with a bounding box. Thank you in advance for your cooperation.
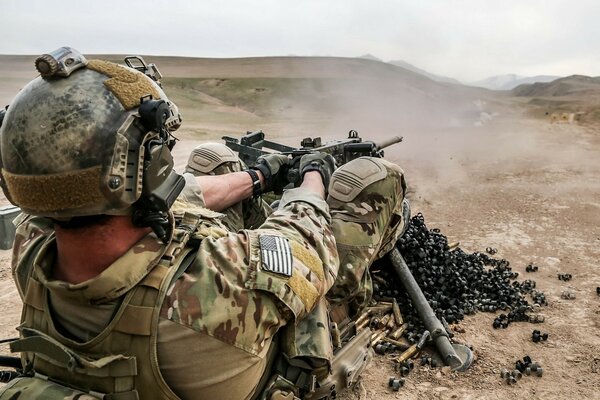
[260,235,293,276]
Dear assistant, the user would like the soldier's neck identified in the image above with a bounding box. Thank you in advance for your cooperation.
[53,216,152,284]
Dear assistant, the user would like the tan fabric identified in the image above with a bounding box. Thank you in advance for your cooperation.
[288,271,320,311]
[1,166,104,214]
[186,143,239,174]
[48,292,118,342]
[157,319,272,400]
[176,173,207,208]
[328,157,388,203]
[87,59,160,110]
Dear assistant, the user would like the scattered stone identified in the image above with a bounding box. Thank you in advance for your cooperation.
[388,377,405,391]
[528,314,545,323]
[502,357,543,384]
[561,290,576,300]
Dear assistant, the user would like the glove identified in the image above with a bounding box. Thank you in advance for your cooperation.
[299,152,336,189]
[252,153,291,193]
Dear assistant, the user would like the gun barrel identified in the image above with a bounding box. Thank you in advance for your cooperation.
[376,136,403,150]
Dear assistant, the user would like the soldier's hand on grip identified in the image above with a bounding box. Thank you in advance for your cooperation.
[252,153,291,193]
[299,152,337,189]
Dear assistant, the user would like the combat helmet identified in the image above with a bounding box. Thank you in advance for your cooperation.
[0,47,184,241]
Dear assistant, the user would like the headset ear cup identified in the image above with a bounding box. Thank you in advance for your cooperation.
[139,99,170,134]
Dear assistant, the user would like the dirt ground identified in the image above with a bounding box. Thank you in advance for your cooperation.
[336,112,600,399]
[0,57,598,399]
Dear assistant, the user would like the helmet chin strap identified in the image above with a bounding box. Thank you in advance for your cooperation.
[131,208,172,244]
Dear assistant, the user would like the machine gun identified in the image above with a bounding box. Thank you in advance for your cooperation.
[223,129,403,186]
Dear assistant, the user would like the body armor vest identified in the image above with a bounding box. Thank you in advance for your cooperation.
[0,212,202,400]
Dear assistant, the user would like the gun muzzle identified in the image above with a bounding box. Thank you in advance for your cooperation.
[376,136,403,150]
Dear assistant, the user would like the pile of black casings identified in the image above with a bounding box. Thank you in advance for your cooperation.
[372,213,546,342]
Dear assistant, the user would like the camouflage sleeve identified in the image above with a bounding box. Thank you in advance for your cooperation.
[177,173,206,207]
[162,187,339,355]
[243,187,339,320]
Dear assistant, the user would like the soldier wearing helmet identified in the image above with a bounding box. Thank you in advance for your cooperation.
[0,48,408,400]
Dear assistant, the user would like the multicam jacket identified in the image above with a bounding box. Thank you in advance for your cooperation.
[7,177,339,400]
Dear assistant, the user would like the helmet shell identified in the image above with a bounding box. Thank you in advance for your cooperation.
[0,58,180,218]
[2,68,123,175]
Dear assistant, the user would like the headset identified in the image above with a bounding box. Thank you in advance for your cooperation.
[133,96,185,243]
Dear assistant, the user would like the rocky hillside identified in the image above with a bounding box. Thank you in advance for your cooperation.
[512,75,600,97]
[512,75,600,123]
[471,74,560,90]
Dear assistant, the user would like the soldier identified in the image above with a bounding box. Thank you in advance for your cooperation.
[0,48,407,400]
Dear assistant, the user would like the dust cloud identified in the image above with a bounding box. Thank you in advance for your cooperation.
[239,59,533,192]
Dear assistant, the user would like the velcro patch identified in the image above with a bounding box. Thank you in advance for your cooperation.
[260,235,293,276]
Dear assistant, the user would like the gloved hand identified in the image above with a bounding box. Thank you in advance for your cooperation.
[252,153,291,193]
[299,152,337,189]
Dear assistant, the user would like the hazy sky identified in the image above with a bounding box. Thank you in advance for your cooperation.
[1,0,598,82]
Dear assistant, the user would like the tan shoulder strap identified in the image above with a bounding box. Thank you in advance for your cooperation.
[162,211,202,264]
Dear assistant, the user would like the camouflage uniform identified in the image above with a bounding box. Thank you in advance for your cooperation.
[326,157,407,317]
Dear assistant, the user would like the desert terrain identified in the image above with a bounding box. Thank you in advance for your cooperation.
[0,54,598,399]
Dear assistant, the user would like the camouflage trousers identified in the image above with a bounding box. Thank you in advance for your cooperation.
[187,143,407,317]
[326,157,407,316]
